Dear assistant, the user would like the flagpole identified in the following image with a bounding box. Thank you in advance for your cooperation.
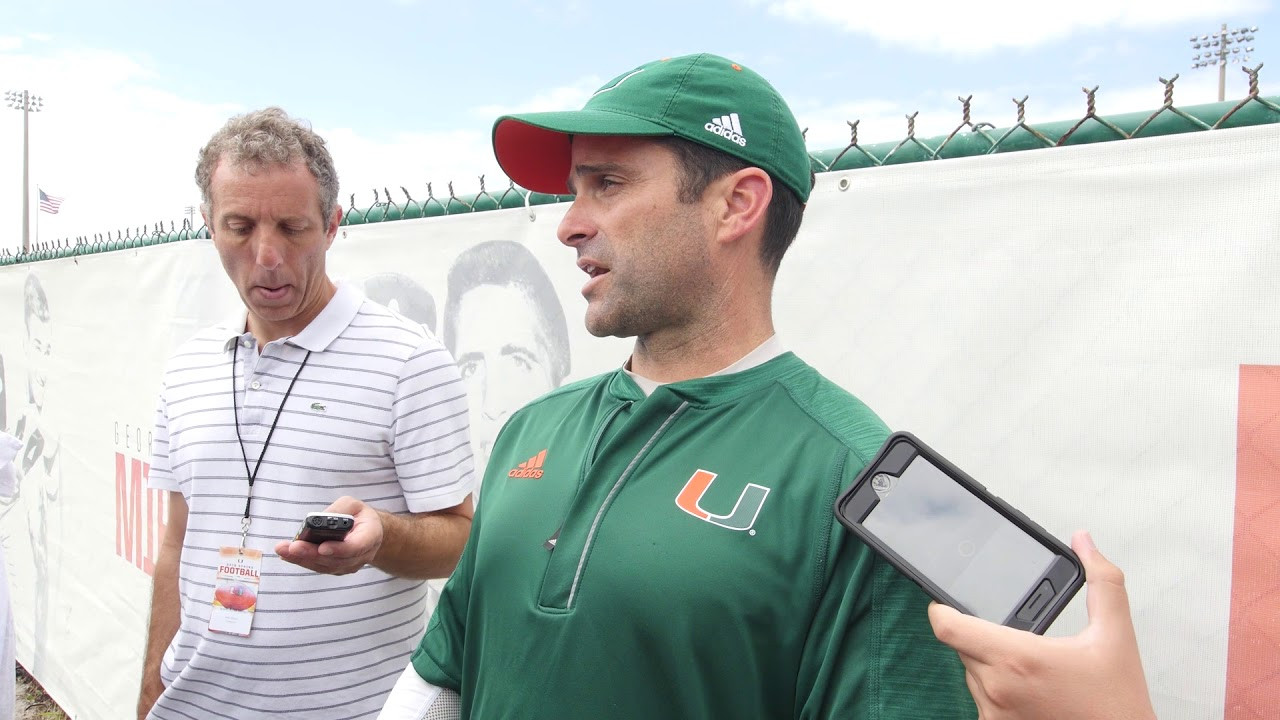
[35,186,40,248]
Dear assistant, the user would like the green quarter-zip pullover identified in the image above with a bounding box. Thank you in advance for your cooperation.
[414,353,975,719]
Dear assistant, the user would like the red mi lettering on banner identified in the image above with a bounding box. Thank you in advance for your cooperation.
[1227,366,1280,719]
[114,452,168,576]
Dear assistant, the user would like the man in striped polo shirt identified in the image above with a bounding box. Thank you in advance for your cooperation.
[137,108,476,719]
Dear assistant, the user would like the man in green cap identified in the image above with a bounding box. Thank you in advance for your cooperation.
[378,53,975,719]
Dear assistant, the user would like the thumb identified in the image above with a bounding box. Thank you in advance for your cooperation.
[325,495,364,515]
[1073,530,1132,632]
[928,600,1026,664]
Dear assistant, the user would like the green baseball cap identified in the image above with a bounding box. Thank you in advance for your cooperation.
[492,53,812,203]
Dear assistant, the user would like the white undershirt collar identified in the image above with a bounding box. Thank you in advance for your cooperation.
[624,334,786,397]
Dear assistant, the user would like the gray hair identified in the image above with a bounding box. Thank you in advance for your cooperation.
[195,107,339,219]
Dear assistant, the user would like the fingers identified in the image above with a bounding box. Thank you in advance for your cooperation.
[1071,530,1132,632]
[274,540,369,575]
[278,536,371,560]
[927,600,959,639]
[275,539,321,564]
[324,495,364,515]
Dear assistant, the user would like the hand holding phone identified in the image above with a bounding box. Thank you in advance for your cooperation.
[295,512,355,544]
[835,432,1082,634]
[927,531,1156,720]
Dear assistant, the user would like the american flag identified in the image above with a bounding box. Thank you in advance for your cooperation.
[38,189,64,214]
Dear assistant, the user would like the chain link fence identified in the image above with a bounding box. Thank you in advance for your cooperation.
[3,65,1277,267]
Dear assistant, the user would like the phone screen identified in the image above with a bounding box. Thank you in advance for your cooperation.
[862,454,1055,624]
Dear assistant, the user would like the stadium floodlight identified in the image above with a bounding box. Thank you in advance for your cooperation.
[5,89,43,254]
[1190,23,1262,101]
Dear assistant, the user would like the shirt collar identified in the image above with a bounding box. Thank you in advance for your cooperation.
[219,282,362,353]
[624,334,787,397]
[710,334,786,377]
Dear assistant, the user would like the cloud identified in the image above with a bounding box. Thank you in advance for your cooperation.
[323,126,504,211]
[0,46,240,249]
[325,76,614,209]
[760,0,1267,54]
[0,36,22,52]
[0,44,515,250]
[471,75,601,118]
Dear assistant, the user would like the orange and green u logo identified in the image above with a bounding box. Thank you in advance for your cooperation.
[675,469,770,532]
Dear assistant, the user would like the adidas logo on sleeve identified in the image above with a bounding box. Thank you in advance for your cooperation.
[704,112,746,147]
[508,449,547,479]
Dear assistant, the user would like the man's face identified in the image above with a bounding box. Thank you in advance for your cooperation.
[205,158,339,341]
[454,283,557,469]
[25,315,51,410]
[557,136,714,340]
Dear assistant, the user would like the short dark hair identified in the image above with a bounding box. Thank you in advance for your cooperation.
[655,136,812,273]
[443,241,570,385]
[24,273,49,332]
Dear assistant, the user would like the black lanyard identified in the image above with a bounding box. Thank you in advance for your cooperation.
[232,340,312,546]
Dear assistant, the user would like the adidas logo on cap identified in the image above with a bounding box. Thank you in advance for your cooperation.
[704,112,747,147]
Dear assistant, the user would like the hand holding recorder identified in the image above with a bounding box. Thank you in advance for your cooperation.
[275,496,383,576]
[295,512,355,544]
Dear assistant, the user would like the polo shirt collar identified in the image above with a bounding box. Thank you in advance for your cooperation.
[219,281,362,353]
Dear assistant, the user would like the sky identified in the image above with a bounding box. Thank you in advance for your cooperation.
[0,0,1273,251]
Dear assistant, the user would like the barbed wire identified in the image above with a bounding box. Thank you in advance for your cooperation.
[3,65,1277,267]
[811,64,1275,172]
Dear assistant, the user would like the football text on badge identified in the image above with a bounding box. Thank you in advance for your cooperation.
[209,547,263,636]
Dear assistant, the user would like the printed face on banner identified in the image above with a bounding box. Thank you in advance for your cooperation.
[454,285,558,469]
[559,136,713,340]
[206,159,340,342]
[442,241,570,483]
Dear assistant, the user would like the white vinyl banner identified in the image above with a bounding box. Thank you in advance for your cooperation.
[0,123,1276,719]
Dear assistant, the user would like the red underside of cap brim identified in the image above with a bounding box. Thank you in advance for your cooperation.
[493,112,676,195]
[493,120,574,195]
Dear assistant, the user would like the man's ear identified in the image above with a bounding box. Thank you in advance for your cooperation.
[325,205,342,249]
[715,167,772,247]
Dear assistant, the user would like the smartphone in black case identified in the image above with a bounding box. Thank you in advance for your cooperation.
[295,512,355,544]
[835,432,1083,634]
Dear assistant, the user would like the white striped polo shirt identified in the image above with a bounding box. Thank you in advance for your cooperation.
[146,282,474,719]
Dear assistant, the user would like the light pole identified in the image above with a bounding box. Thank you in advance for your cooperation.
[5,89,44,254]
[1191,24,1258,102]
